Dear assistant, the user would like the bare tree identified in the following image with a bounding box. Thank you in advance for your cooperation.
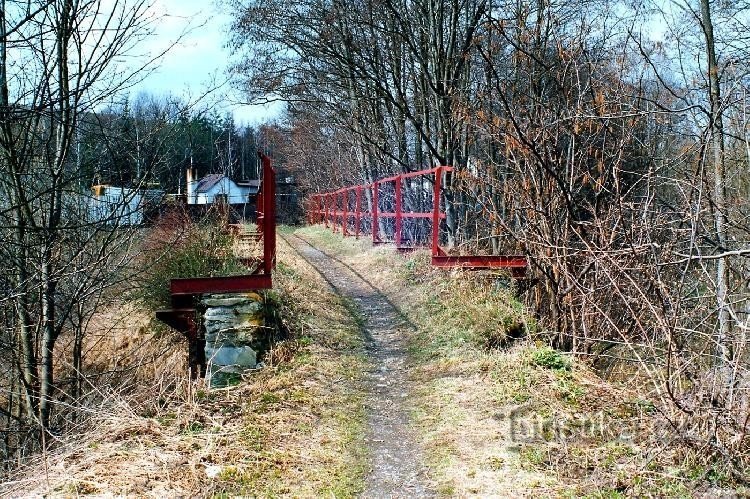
[0,0,157,455]
[229,0,750,467]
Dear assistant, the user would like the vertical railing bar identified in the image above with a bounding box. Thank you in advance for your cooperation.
[324,193,329,228]
[355,186,362,239]
[395,175,402,247]
[372,181,380,243]
[333,191,338,233]
[342,189,349,237]
[332,191,337,233]
[339,190,343,234]
[432,166,443,257]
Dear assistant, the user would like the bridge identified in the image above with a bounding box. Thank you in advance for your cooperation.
[306,166,528,277]
[156,159,528,376]
[155,153,276,378]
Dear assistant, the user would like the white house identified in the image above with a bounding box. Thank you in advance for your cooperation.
[89,185,164,225]
[186,168,259,205]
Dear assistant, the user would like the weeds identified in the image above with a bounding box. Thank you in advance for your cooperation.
[519,446,548,469]
[532,346,571,371]
[1,226,369,497]
[296,225,748,497]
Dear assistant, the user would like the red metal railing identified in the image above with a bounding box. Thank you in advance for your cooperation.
[156,152,276,378]
[306,166,527,275]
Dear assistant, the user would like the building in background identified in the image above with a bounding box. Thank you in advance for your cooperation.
[185,168,260,205]
[89,185,165,225]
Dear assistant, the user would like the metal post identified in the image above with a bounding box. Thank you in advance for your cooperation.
[395,175,402,247]
[372,182,379,243]
[331,191,339,234]
[260,153,276,273]
[342,189,348,236]
[432,167,443,256]
[335,191,340,233]
[355,186,362,239]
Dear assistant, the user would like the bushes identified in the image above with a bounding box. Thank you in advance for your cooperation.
[532,347,571,372]
[135,209,246,310]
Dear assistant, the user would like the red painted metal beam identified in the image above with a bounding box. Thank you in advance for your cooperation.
[156,152,276,378]
[332,192,338,233]
[154,308,205,378]
[355,186,362,238]
[155,308,195,333]
[372,181,380,243]
[170,274,272,294]
[312,166,456,202]
[342,190,349,236]
[324,193,330,228]
[380,166,453,182]
[260,153,276,274]
[376,212,444,219]
[432,166,443,256]
[431,255,528,269]
[394,174,402,246]
[306,210,444,219]
[432,255,528,277]
[306,164,529,276]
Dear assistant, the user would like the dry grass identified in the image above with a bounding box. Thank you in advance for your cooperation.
[295,225,747,498]
[8,223,743,497]
[2,229,369,498]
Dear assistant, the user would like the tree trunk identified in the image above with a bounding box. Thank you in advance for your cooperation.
[700,0,731,371]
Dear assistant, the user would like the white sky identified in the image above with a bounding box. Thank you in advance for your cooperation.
[130,0,282,126]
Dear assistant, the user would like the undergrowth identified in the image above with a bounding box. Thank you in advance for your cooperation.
[134,209,247,310]
[295,224,747,497]
[2,225,369,497]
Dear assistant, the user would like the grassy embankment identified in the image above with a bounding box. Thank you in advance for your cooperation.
[3,231,369,497]
[293,224,745,498]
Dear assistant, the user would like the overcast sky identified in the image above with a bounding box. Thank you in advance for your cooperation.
[130,0,281,125]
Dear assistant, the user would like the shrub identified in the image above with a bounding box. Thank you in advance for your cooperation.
[531,346,571,371]
[135,210,246,310]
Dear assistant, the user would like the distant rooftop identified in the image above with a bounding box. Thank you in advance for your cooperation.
[196,173,224,193]
[192,174,261,194]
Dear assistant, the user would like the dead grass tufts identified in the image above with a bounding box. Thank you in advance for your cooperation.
[296,224,748,497]
[2,226,369,498]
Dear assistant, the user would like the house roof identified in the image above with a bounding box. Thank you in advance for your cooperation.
[196,174,225,193]
[193,174,260,194]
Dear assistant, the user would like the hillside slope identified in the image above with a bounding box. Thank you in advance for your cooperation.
[2,235,369,497]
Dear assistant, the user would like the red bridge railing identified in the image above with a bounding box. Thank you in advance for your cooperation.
[156,152,276,378]
[306,166,527,276]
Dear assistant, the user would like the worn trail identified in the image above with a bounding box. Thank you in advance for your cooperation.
[281,233,434,498]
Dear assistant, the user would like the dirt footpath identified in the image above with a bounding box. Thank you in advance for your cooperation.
[282,233,434,498]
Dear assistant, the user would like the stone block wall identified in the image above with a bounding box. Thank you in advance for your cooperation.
[201,292,272,386]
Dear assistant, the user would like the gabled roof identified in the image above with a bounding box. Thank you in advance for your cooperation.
[193,174,260,194]
[196,174,225,193]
